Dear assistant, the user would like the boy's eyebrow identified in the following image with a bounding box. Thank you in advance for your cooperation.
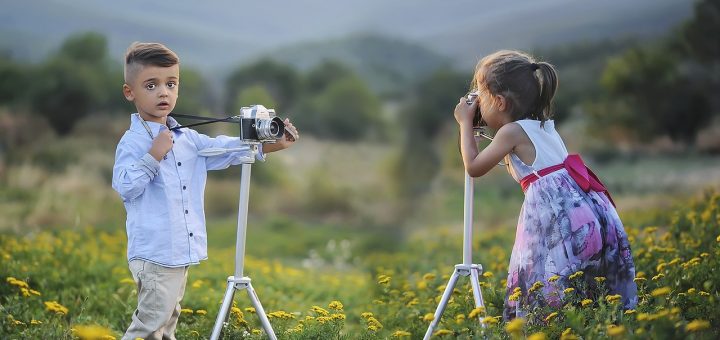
[142,76,179,83]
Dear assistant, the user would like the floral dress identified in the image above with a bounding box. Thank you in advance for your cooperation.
[502,120,637,320]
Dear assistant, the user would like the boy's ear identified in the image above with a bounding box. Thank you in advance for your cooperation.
[122,84,134,102]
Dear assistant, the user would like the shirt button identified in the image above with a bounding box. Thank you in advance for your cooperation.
[163,155,167,160]
[189,232,194,237]
[185,210,189,214]
[183,185,187,190]
[177,162,182,166]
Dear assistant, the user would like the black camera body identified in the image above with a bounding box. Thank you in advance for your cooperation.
[236,105,285,142]
[466,91,485,128]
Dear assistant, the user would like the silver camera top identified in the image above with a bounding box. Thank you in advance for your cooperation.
[239,105,276,119]
[466,91,479,105]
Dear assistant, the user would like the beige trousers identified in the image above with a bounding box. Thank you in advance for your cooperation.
[122,260,189,340]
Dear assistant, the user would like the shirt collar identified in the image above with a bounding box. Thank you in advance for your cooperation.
[130,114,183,137]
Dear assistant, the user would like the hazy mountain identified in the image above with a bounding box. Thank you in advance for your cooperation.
[1,0,693,73]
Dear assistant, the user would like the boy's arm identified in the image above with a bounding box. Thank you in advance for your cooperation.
[262,118,299,153]
[112,140,160,201]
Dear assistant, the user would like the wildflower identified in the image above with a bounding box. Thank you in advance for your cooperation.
[44,301,69,315]
[392,330,412,337]
[455,314,465,324]
[483,271,494,278]
[422,313,435,322]
[634,277,647,283]
[433,329,454,336]
[29,289,41,296]
[368,325,379,331]
[6,277,29,289]
[651,287,671,297]
[548,275,560,282]
[605,295,622,304]
[366,316,383,329]
[311,305,329,316]
[481,316,499,324]
[656,262,667,272]
[195,310,207,316]
[505,317,525,334]
[594,276,606,284]
[180,308,193,314]
[407,298,419,307]
[423,273,436,281]
[417,281,428,290]
[560,328,578,340]
[700,252,709,258]
[652,273,665,281]
[607,325,625,337]
[72,325,116,339]
[377,275,391,285]
[686,320,710,332]
[328,300,344,310]
[544,312,559,322]
[699,291,710,296]
[316,316,332,324]
[245,307,256,313]
[191,280,203,289]
[251,329,262,335]
[31,319,42,325]
[529,281,544,293]
[687,288,696,294]
[581,299,593,307]
[362,312,374,319]
[563,287,575,295]
[119,278,135,285]
[624,309,636,315]
[569,271,584,280]
[468,307,484,319]
[528,332,547,340]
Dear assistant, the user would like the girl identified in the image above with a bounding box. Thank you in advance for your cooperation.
[453,50,637,320]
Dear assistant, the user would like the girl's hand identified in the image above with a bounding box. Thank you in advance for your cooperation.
[454,96,477,126]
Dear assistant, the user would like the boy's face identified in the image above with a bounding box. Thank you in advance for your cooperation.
[123,64,180,124]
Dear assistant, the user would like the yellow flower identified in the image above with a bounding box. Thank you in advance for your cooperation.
[391,330,412,337]
[530,281,544,293]
[311,305,329,316]
[634,277,647,283]
[30,319,42,325]
[605,295,622,304]
[651,287,671,297]
[686,320,710,332]
[195,310,207,316]
[563,287,575,295]
[377,275,391,285]
[44,301,69,315]
[699,291,710,297]
[180,308,193,314]
[191,280,203,289]
[483,271,494,278]
[245,307,256,313]
[548,275,560,282]
[481,316,499,324]
[652,273,665,281]
[29,289,41,296]
[251,329,262,335]
[581,299,593,307]
[607,325,625,336]
[528,332,547,340]
[468,307,485,319]
[624,309,636,315]
[72,324,116,340]
[416,281,428,290]
[594,276,606,283]
[328,300,344,310]
[422,313,435,322]
[119,278,135,285]
[331,313,346,321]
[455,314,465,324]
[569,271,584,280]
[423,273,436,281]
[433,329,454,336]
[6,277,30,289]
[687,288,696,294]
[544,312,559,322]
[504,317,525,334]
[362,312,375,319]
[560,328,578,340]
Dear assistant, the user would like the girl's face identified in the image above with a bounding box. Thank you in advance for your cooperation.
[476,86,510,130]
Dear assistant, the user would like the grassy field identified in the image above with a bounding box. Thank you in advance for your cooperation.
[2,115,720,338]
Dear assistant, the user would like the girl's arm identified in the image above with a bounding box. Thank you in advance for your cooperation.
[454,98,518,177]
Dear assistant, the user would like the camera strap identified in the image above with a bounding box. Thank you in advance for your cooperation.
[135,113,155,139]
[168,113,237,131]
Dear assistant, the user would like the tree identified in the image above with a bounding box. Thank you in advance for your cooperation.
[225,59,300,113]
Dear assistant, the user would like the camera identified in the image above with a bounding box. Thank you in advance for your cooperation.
[235,105,286,142]
[466,91,485,128]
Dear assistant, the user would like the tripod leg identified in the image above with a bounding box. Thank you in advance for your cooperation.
[423,269,460,340]
[211,279,237,340]
[469,268,486,325]
[246,282,277,340]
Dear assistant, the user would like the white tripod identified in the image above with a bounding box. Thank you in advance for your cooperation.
[424,131,486,339]
[204,144,277,340]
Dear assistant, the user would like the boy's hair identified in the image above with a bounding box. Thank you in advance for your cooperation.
[473,50,559,124]
[124,42,179,83]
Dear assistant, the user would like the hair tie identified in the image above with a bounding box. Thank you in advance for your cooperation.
[531,63,540,71]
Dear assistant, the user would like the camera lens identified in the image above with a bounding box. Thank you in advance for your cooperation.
[256,117,285,140]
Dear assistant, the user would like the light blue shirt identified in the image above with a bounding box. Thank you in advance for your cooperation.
[112,114,264,268]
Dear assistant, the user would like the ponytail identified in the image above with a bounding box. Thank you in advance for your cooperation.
[534,62,558,122]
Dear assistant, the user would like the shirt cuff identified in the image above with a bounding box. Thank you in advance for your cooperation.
[138,153,160,178]
[256,144,266,162]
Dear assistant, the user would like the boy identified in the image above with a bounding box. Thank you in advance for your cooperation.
[112,42,298,340]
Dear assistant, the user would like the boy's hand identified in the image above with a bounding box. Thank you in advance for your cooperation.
[149,130,174,161]
[263,118,299,153]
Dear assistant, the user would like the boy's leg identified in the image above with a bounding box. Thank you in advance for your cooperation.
[162,267,188,339]
[122,260,189,340]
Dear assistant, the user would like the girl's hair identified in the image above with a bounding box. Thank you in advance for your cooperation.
[472,50,559,124]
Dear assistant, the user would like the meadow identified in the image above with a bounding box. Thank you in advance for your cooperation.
[1,117,720,339]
